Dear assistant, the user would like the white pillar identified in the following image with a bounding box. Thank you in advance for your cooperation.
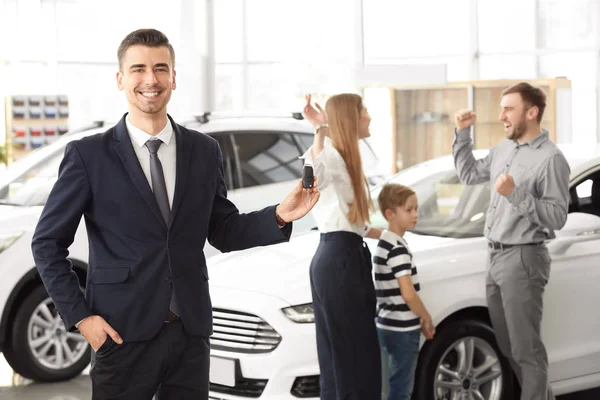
[205,0,216,112]
[469,0,480,81]
[173,0,212,120]
[241,0,249,110]
[354,0,365,76]
[596,0,600,143]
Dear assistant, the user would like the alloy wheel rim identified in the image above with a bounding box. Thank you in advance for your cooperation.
[27,298,88,370]
[433,336,503,400]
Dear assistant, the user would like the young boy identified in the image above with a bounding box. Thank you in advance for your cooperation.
[373,183,435,400]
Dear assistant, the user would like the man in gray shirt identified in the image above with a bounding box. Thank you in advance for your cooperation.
[452,82,570,400]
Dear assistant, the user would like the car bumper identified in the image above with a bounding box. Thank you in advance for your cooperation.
[208,285,319,399]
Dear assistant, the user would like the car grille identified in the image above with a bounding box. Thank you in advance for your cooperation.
[291,375,320,398]
[210,378,268,398]
[212,308,282,354]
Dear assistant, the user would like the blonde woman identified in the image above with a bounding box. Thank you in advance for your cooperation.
[302,93,382,399]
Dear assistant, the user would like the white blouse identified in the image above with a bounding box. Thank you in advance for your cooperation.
[301,137,371,237]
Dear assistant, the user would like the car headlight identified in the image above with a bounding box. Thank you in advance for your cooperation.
[0,232,24,254]
[282,303,315,323]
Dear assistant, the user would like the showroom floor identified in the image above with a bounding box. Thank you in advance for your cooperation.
[0,355,597,400]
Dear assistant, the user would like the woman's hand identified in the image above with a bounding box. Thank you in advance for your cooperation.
[303,94,327,127]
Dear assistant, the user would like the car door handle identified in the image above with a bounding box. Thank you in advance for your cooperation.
[548,232,600,255]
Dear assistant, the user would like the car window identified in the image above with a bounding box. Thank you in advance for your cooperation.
[369,168,491,238]
[0,148,64,206]
[232,132,307,188]
[571,171,600,217]
[296,134,313,150]
[576,179,593,199]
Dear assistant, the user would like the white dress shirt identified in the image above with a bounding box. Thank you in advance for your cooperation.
[301,137,370,236]
[126,116,176,208]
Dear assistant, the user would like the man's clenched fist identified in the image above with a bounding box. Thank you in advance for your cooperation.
[455,109,477,130]
[495,173,515,197]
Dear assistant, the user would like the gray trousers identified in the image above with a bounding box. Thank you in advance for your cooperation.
[486,244,555,400]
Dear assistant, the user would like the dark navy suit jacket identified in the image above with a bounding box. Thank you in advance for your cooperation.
[31,114,291,341]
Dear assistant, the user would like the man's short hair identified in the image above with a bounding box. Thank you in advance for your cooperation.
[502,82,547,123]
[377,184,416,220]
[117,29,175,71]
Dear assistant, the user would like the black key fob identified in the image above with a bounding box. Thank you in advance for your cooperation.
[303,164,314,189]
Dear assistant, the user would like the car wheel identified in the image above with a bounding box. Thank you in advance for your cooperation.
[414,319,515,400]
[3,284,90,382]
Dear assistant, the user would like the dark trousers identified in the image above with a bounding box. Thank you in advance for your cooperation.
[90,320,210,400]
[310,231,381,400]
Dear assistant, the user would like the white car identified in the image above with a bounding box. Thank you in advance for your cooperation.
[205,149,600,400]
[0,113,385,383]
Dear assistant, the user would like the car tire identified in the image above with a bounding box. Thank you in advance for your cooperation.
[3,284,91,382]
[414,319,515,400]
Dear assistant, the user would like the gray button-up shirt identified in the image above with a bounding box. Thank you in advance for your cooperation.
[452,128,570,244]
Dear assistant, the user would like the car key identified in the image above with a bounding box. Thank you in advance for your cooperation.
[303,164,314,189]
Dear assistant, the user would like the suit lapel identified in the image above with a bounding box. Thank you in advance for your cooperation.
[171,117,193,225]
[112,115,167,230]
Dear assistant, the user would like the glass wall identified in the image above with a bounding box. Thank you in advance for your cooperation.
[0,0,183,134]
[214,0,600,148]
[2,0,600,151]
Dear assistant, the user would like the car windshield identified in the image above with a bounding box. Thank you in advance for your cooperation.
[369,164,491,238]
[0,147,64,207]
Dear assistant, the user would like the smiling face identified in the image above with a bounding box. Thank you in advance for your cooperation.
[499,92,539,141]
[116,45,176,119]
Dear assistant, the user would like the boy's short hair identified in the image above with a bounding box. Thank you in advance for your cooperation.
[377,184,416,220]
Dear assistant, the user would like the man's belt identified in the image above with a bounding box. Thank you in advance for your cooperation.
[488,241,544,251]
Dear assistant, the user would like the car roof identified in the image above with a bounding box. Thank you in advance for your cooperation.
[184,118,312,134]
[67,115,314,137]
[388,145,600,184]
[182,112,313,134]
[48,114,313,145]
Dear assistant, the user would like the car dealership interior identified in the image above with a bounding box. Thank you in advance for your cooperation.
[0,0,600,399]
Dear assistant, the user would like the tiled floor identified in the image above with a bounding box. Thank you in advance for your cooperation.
[0,355,597,399]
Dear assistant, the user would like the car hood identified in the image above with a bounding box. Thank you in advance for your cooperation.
[207,229,484,306]
[0,205,41,234]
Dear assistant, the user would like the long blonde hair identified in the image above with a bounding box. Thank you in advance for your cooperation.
[325,93,374,226]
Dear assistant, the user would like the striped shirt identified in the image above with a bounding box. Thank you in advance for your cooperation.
[373,230,421,332]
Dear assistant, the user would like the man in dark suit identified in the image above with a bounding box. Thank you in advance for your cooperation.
[31,28,319,400]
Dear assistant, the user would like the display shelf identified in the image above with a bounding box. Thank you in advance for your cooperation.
[4,95,69,163]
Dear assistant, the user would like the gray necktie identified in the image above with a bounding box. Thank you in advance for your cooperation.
[145,140,171,226]
[145,139,178,315]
